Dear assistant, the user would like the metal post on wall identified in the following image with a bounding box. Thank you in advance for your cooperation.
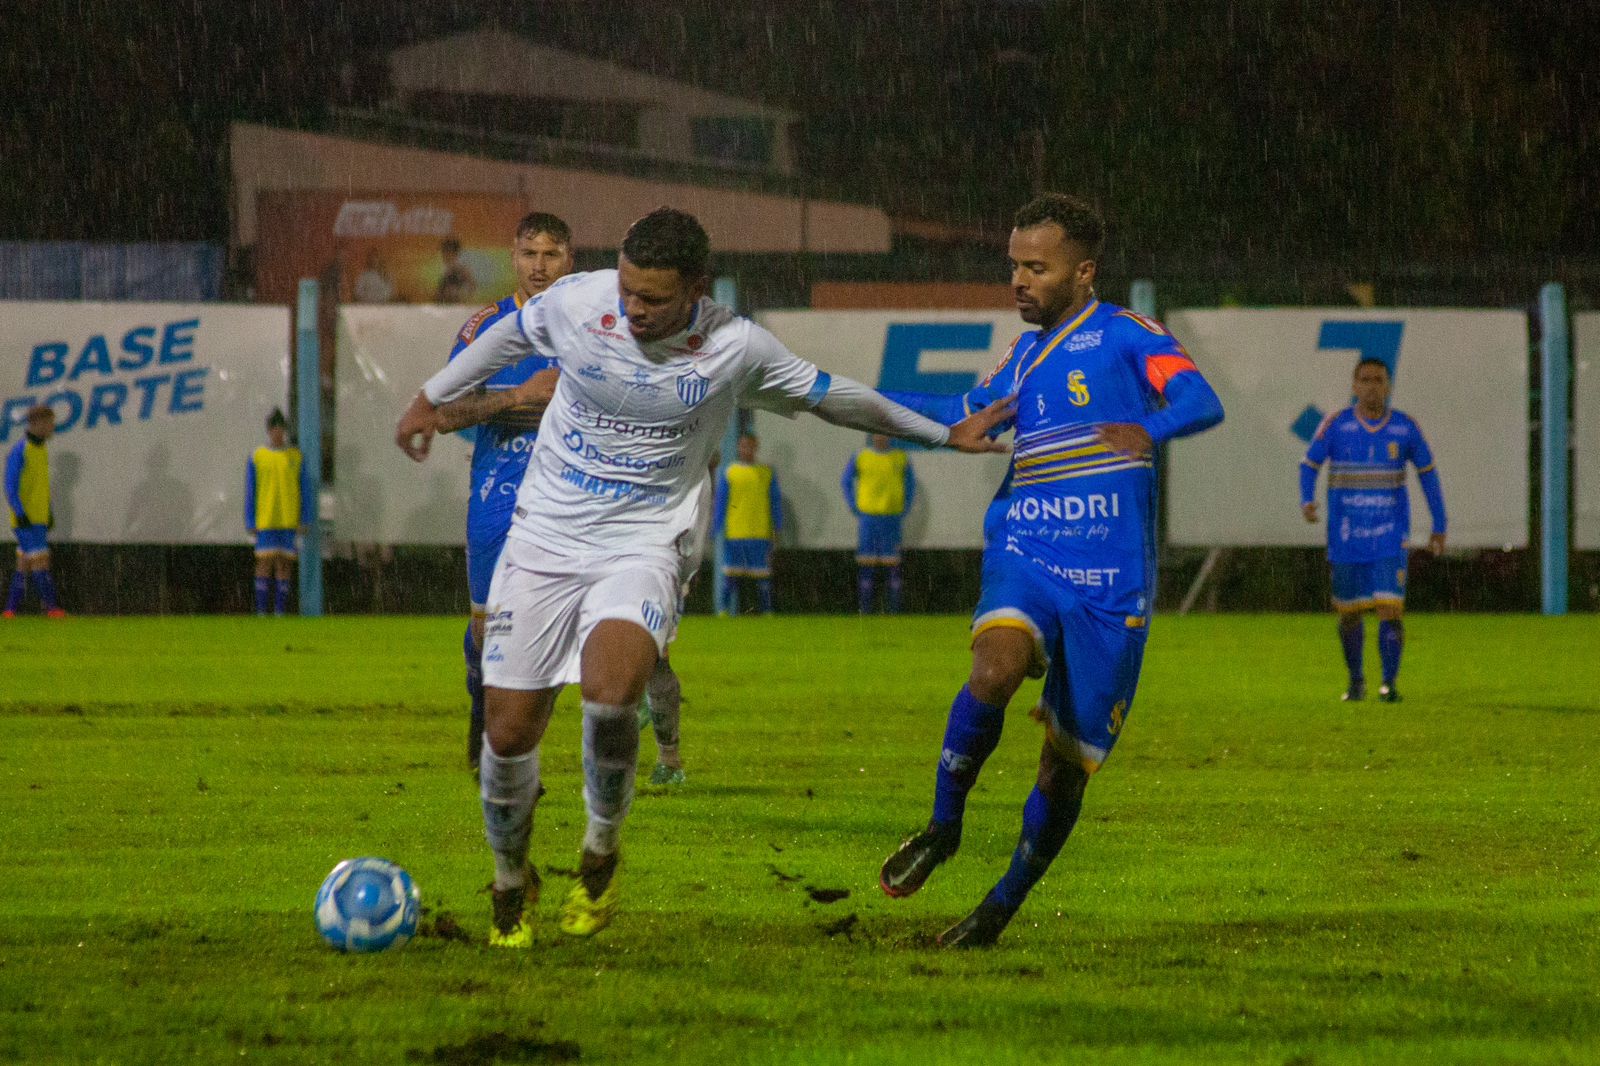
[712,276,742,616]
[1540,282,1570,616]
[1128,278,1156,319]
[295,278,325,617]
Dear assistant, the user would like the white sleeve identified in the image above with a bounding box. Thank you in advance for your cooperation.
[422,313,530,404]
[812,375,951,448]
[735,322,832,415]
[421,291,559,404]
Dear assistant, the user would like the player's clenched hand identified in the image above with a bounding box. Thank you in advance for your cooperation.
[1095,422,1153,459]
[947,396,1015,454]
[395,390,439,462]
[1429,532,1446,556]
[1302,502,1319,524]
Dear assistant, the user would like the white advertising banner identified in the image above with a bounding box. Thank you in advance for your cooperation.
[754,310,1018,549]
[1574,311,1600,550]
[1166,308,1528,549]
[333,305,479,545]
[0,302,289,543]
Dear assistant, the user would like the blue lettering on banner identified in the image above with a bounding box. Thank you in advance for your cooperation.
[876,323,992,395]
[1292,320,1405,442]
[2,317,215,442]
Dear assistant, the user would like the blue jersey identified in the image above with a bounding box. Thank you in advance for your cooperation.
[887,299,1223,619]
[449,295,559,543]
[1300,406,1446,564]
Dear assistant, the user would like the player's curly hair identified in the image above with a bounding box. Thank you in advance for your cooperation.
[622,207,710,279]
[516,211,571,245]
[1014,194,1105,259]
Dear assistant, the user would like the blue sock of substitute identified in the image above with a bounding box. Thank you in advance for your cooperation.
[757,579,773,614]
[463,622,485,748]
[856,568,875,613]
[887,565,904,613]
[254,577,270,614]
[931,685,1006,828]
[1338,617,1365,683]
[274,579,291,615]
[1378,619,1404,685]
[32,570,59,611]
[722,576,739,615]
[990,779,1085,912]
[5,571,24,612]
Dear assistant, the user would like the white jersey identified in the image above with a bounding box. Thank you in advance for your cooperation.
[427,270,827,567]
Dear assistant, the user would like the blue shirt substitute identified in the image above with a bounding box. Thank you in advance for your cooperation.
[1299,406,1446,564]
[449,295,560,545]
[884,299,1224,620]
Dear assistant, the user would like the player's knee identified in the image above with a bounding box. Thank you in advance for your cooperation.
[1038,742,1089,802]
[968,657,1027,707]
[1375,604,1404,622]
[1336,609,1364,630]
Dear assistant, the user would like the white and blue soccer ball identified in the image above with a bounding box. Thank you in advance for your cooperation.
[314,857,421,953]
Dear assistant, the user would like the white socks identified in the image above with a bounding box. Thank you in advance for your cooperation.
[581,700,640,857]
[480,744,540,889]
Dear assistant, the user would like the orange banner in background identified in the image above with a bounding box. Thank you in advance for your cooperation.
[254,191,526,306]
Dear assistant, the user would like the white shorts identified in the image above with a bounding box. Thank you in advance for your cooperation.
[482,537,680,691]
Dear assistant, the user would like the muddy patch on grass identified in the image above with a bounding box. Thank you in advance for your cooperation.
[407,1030,581,1064]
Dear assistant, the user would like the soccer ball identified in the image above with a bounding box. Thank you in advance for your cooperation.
[314,857,421,953]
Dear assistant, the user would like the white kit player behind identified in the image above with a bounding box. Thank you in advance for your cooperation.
[396,208,1012,946]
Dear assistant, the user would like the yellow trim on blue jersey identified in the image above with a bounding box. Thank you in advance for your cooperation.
[1112,309,1167,335]
[1013,442,1112,470]
[1415,463,1435,474]
[1354,411,1392,433]
[1301,458,1321,468]
[1012,458,1152,487]
[1020,300,1100,382]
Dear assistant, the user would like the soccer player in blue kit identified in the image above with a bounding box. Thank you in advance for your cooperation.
[1300,358,1446,703]
[437,212,570,769]
[877,193,1225,946]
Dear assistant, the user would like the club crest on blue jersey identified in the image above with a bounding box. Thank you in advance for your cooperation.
[676,370,710,408]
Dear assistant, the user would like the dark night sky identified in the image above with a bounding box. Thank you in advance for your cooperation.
[3,0,1596,274]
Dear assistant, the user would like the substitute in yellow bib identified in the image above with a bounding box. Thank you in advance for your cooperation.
[245,408,313,615]
[4,406,65,617]
[842,433,916,613]
[713,433,782,615]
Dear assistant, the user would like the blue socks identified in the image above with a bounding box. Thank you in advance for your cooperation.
[757,578,773,614]
[931,685,1006,827]
[1338,617,1365,684]
[722,576,739,615]
[886,565,903,613]
[5,571,23,613]
[857,568,875,613]
[31,571,59,611]
[991,777,1085,911]
[254,577,270,615]
[1379,619,1404,685]
[464,622,485,753]
[274,579,290,615]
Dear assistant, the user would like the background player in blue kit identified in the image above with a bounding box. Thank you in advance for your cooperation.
[842,433,915,613]
[714,433,782,615]
[1300,358,1446,703]
[876,194,1224,946]
[437,212,571,769]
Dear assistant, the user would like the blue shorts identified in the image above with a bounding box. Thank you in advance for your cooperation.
[13,525,49,555]
[972,549,1148,773]
[254,529,297,556]
[856,514,904,565]
[466,528,509,609]
[724,539,772,578]
[1330,554,1407,609]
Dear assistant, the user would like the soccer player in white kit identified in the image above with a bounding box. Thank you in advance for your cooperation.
[397,208,1011,946]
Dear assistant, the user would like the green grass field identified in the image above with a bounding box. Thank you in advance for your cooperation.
[2,614,1597,1065]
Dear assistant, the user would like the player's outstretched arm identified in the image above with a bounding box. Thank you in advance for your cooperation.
[398,313,540,461]
[434,368,560,434]
[809,375,1009,453]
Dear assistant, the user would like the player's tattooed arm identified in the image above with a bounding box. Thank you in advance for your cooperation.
[434,369,560,433]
